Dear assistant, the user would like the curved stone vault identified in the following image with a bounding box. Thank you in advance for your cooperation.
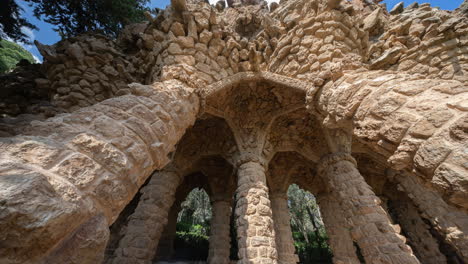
[0,0,467,263]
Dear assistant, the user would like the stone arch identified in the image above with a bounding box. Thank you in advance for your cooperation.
[265,108,329,164]
[0,82,199,264]
[267,151,315,264]
[267,151,356,264]
[1,0,468,263]
[201,73,315,264]
[109,154,236,264]
[154,171,213,262]
[172,115,239,170]
[203,72,312,158]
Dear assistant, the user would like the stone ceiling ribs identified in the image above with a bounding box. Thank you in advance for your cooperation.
[1,0,468,263]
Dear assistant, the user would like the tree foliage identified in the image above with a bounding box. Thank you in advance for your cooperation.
[0,0,37,43]
[175,185,332,262]
[0,0,151,42]
[178,188,212,236]
[0,39,35,74]
[25,0,150,38]
[288,184,332,263]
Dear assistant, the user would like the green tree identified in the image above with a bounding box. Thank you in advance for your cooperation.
[175,188,212,260]
[288,184,332,263]
[25,0,151,38]
[0,0,37,43]
[178,188,212,235]
[0,39,35,74]
[1,0,151,43]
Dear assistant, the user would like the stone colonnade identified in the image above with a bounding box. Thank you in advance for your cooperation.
[108,164,235,264]
[108,152,426,264]
[318,152,420,264]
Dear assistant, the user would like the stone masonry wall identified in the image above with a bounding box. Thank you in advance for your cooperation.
[0,0,467,263]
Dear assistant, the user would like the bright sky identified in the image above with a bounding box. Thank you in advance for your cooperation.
[15,0,463,62]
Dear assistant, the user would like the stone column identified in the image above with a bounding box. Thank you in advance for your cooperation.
[112,166,182,264]
[317,193,361,264]
[318,153,420,264]
[208,197,233,264]
[155,203,180,261]
[235,160,278,264]
[395,173,468,262]
[270,192,299,264]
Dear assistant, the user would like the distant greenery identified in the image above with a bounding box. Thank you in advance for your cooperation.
[174,185,333,263]
[177,187,212,232]
[175,222,210,260]
[0,39,35,74]
[288,184,333,263]
[175,188,212,261]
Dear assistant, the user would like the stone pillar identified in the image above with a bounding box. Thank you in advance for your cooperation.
[208,197,233,264]
[270,192,299,264]
[235,161,278,264]
[317,193,361,264]
[318,153,420,264]
[155,203,180,261]
[112,167,182,264]
[395,174,468,262]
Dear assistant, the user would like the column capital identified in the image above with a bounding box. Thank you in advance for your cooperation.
[317,152,357,175]
[235,153,267,168]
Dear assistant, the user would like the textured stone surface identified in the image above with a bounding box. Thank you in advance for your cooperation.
[0,81,199,264]
[0,0,467,263]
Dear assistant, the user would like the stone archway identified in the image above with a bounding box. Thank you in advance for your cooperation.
[1,0,468,262]
[106,154,237,264]
[201,73,427,264]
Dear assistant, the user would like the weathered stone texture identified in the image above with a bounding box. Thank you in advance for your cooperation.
[317,193,361,264]
[111,167,183,264]
[316,70,468,211]
[236,161,277,264]
[208,200,233,264]
[0,0,467,263]
[0,81,199,264]
[270,193,299,264]
[318,153,420,264]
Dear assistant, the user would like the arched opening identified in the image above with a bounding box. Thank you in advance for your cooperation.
[287,184,333,264]
[172,187,212,262]
[153,170,213,263]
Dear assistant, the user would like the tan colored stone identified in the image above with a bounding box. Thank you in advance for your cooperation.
[2,1,468,264]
